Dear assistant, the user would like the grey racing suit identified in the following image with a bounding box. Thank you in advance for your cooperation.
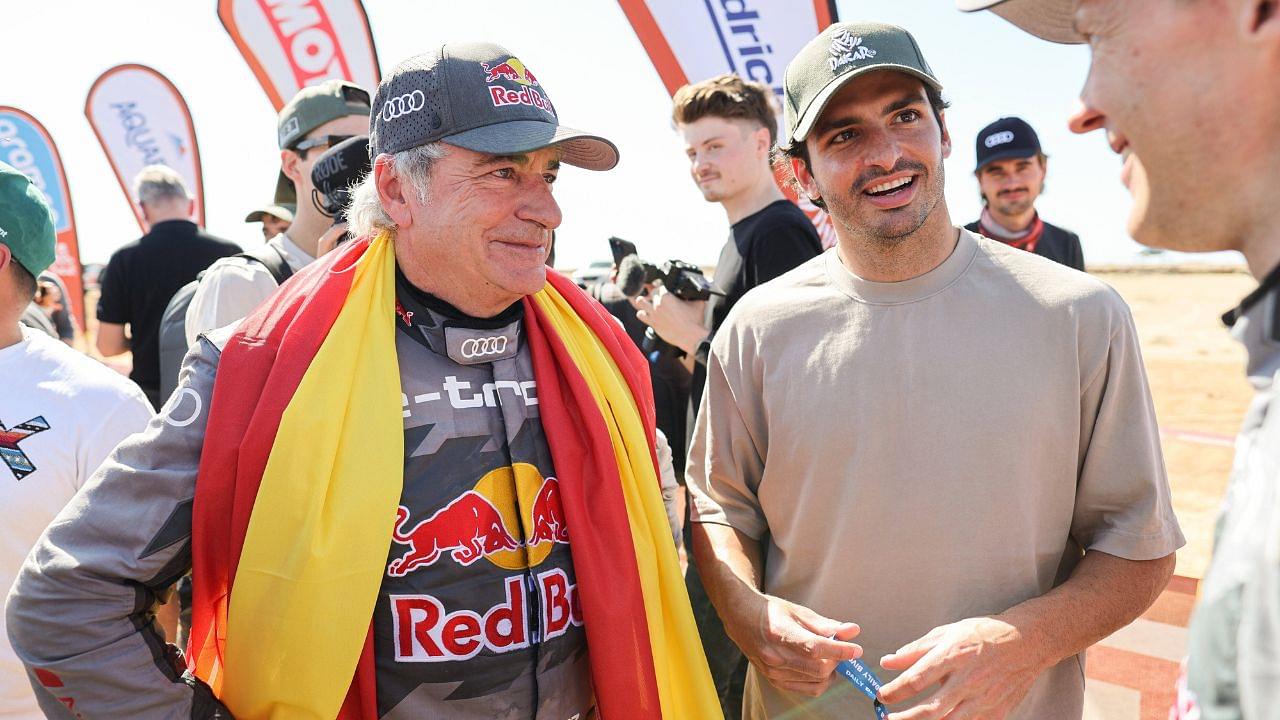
[6,269,678,719]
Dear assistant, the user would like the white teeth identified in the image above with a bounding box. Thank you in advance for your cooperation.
[867,176,913,194]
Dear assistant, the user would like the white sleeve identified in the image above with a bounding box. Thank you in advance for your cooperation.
[183,259,280,346]
[76,388,154,489]
[655,429,682,547]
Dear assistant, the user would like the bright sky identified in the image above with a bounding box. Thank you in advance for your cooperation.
[2,0,1241,270]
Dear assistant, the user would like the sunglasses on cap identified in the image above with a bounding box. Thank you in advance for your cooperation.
[293,134,354,155]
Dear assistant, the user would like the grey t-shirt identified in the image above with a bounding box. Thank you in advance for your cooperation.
[688,230,1185,720]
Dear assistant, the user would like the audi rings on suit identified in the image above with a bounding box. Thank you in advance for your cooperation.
[460,337,509,359]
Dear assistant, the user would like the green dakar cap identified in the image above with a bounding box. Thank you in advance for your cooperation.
[782,22,942,149]
[368,42,618,171]
[274,80,372,205]
[956,0,1083,44]
[0,161,56,279]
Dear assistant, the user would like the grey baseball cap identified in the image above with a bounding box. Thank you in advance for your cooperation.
[956,0,1084,44]
[782,23,942,149]
[369,43,618,171]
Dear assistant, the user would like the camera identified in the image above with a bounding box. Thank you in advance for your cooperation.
[614,239,716,357]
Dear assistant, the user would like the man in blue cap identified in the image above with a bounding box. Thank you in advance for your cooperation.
[966,117,1084,270]
[0,161,152,719]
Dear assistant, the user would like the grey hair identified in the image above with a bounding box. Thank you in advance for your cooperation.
[346,143,448,238]
[132,165,190,206]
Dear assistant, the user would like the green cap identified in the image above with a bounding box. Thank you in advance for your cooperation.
[782,22,942,149]
[0,161,56,278]
[274,79,372,204]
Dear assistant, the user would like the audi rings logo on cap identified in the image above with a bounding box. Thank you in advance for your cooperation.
[382,90,426,121]
[984,130,1016,148]
[460,336,509,359]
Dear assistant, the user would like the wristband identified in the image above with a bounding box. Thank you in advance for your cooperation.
[836,658,889,719]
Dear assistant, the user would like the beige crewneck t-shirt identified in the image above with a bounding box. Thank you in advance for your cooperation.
[688,229,1184,720]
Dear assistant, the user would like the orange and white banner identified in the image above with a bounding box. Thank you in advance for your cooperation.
[618,0,839,247]
[0,107,86,326]
[218,0,381,111]
[85,64,206,231]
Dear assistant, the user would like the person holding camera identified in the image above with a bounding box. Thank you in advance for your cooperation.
[631,73,822,719]
[183,80,370,343]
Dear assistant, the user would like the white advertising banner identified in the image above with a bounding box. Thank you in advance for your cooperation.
[85,64,206,230]
[218,0,381,110]
[618,0,840,247]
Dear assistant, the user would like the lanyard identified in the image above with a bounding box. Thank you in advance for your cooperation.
[836,658,890,719]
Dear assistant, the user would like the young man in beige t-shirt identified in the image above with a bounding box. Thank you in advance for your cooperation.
[685,22,1184,720]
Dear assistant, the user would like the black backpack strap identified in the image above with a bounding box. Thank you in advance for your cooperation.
[235,242,294,285]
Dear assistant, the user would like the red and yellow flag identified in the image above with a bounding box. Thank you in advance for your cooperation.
[188,232,717,719]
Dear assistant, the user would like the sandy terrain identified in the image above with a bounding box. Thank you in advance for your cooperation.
[1094,270,1256,579]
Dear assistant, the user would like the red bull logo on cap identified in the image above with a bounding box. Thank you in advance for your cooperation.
[387,462,569,577]
[480,57,555,117]
[482,57,539,87]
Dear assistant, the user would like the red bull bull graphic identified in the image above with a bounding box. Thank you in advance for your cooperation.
[388,463,569,576]
[85,65,206,231]
[218,0,381,111]
[0,107,86,327]
[482,58,539,87]
[388,492,520,574]
[391,569,583,662]
[481,57,555,117]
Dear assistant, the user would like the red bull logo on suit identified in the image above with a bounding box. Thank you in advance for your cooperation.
[387,462,569,575]
[391,569,583,661]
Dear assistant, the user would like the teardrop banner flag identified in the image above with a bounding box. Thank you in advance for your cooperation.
[85,64,206,231]
[0,107,87,327]
[617,0,840,247]
[218,0,381,111]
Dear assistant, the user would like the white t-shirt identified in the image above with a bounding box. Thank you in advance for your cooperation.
[0,328,153,718]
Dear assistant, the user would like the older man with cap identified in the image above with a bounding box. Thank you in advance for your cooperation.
[243,203,293,243]
[966,116,1083,270]
[960,1,1280,717]
[6,44,715,720]
[184,80,370,343]
[0,161,152,719]
[685,21,1183,720]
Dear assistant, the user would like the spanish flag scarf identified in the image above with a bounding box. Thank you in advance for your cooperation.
[187,232,716,719]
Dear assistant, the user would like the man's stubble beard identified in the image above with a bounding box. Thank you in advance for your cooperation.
[991,193,1034,219]
[823,160,946,249]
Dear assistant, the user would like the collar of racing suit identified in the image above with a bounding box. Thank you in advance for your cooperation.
[393,265,524,363]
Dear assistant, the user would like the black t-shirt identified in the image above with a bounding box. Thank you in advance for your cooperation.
[690,200,823,431]
[96,220,240,394]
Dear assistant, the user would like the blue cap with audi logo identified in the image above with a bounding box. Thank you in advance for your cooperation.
[974,116,1042,172]
[369,42,619,171]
